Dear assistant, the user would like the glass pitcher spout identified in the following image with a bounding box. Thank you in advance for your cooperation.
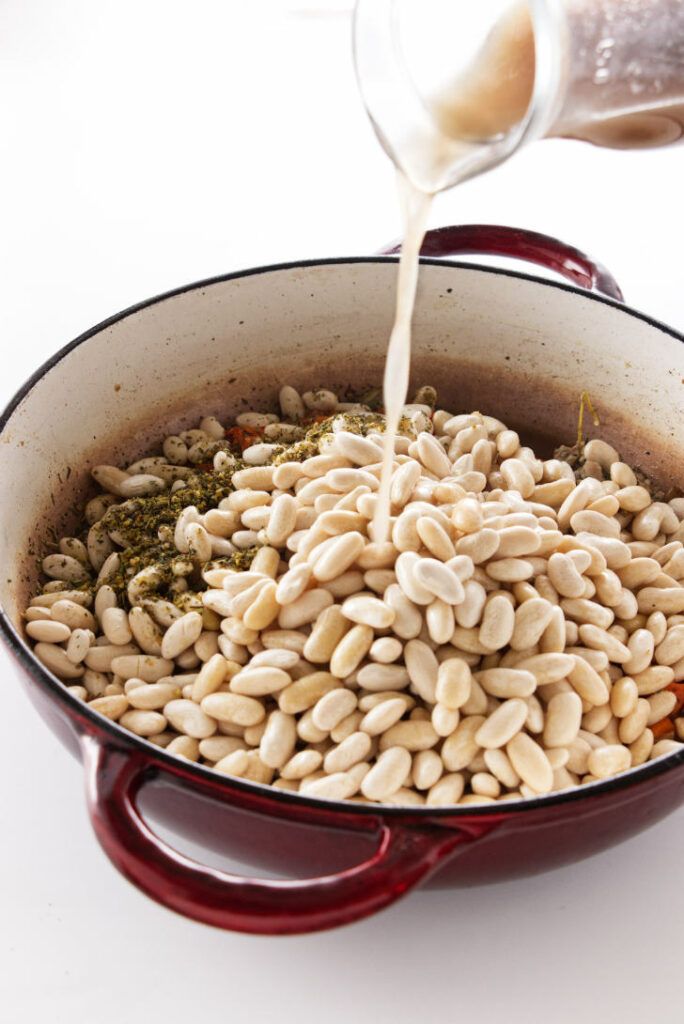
[354,0,684,195]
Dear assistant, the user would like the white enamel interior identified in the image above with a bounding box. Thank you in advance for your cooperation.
[1,259,682,626]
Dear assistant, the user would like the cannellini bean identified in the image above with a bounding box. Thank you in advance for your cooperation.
[333,431,383,467]
[617,698,651,745]
[201,693,264,728]
[514,653,575,685]
[475,669,537,699]
[404,639,439,703]
[166,733,201,759]
[587,744,631,779]
[25,607,53,622]
[304,773,358,801]
[156,696,214,737]
[475,699,528,749]
[278,671,340,714]
[109,654,174,682]
[34,641,84,679]
[329,625,374,678]
[393,551,434,605]
[655,625,684,665]
[647,689,677,725]
[126,681,178,710]
[232,466,275,490]
[441,716,485,771]
[356,663,410,691]
[425,599,454,645]
[359,698,407,736]
[275,564,312,606]
[242,581,280,631]
[311,688,357,731]
[426,773,466,806]
[384,584,423,638]
[227,666,290,697]
[26,620,71,643]
[435,658,472,709]
[119,709,167,736]
[506,734,553,794]
[412,749,444,790]
[455,528,500,564]
[50,600,97,632]
[390,460,421,508]
[100,607,132,646]
[278,589,333,629]
[128,606,164,656]
[259,711,297,769]
[510,598,555,650]
[214,750,250,777]
[160,611,203,660]
[65,628,93,665]
[567,657,610,706]
[378,720,439,752]
[479,594,515,651]
[361,747,412,801]
[651,739,684,758]
[300,606,347,665]
[369,637,403,663]
[544,692,583,747]
[416,516,456,561]
[324,732,373,774]
[89,695,129,720]
[578,623,630,663]
[413,558,465,605]
[341,594,395,629]
[547,552,585,598]
[266,494,298,546]
[31,590,93,609]
[633,665,675,695]
[484,748,520,788]
[42,553,91,584]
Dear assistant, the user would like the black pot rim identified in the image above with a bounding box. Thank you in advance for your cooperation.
[2,254,684,822]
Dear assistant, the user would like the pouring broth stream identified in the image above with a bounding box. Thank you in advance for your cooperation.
[371,175,433,544]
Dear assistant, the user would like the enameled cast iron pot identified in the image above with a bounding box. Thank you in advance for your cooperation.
[2,225,684,936]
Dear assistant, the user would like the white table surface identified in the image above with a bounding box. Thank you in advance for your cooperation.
[2,3,683,1022]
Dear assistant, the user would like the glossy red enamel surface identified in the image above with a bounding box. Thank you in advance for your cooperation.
[10,622,684,935]
[380,224,625,301]
[3,225,684,934]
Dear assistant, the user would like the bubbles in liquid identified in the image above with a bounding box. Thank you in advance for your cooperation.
[593,34,614,85]
[596,36,615,52]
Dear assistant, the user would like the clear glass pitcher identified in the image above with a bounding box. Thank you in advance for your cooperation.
[354,0,684,194]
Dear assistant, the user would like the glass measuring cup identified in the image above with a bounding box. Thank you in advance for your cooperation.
[353,0,684,194]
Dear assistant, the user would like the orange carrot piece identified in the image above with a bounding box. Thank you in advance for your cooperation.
[666,682,684,714]
[225,425,263,452]
[651,717,676,740]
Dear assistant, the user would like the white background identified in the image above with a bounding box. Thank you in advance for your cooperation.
[2,2,683,1022]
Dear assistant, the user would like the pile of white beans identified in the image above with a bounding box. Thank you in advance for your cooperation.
[25,385,684,805]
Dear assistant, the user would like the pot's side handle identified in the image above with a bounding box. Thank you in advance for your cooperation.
[379,224,624,302]
[82,739,498,935]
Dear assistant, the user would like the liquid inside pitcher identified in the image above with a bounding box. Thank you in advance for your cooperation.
[354,0,684,194]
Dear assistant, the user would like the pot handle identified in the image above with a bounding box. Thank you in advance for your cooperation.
[82,738,499,935]
[379,224,624,301]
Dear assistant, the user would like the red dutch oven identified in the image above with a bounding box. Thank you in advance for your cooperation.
[2,225,683,935]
